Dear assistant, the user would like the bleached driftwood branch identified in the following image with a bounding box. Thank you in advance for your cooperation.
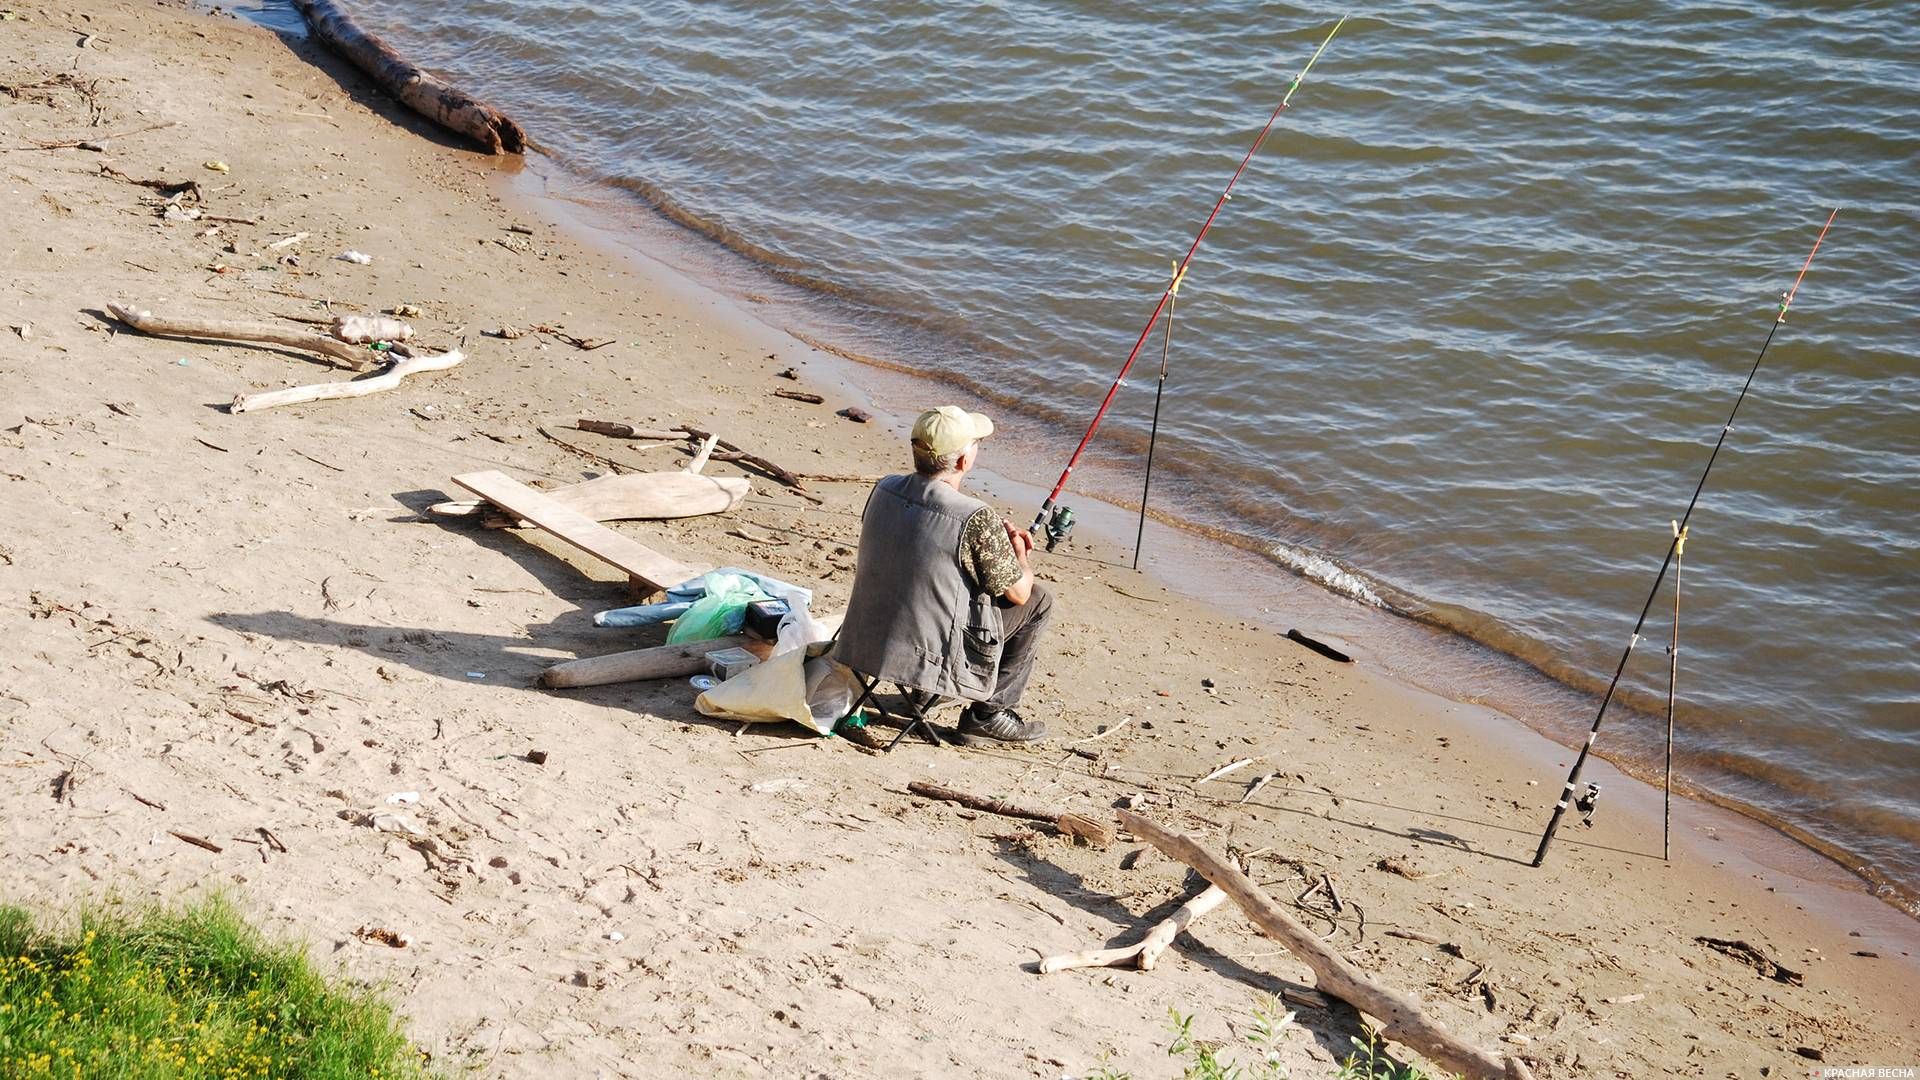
[293,0,528,155]
[1117,810,1534,1080]
[230,349,463,413]
[684,433,719,475]
[1039,880,1230,974]
[107,301,372,369]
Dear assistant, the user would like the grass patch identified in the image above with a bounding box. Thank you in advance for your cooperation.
[0,895,429,1079]
[1335,1031,1454,1080]
[1087,997,1454,1080]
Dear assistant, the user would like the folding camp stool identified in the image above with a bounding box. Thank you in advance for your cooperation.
[837,669,947,751]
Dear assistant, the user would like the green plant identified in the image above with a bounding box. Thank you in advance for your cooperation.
[1088,994,1298,1080]
[1083,1005,1457,1080]
[1334,1030,1451,1080]
[0,895,431,1078]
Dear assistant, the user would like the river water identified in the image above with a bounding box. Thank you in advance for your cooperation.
[236,1,1920,912]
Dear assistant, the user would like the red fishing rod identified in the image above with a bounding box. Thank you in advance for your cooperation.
[1531,208,1840,867]
[1029,14,1350,547]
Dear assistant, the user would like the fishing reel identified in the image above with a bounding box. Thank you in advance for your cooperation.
[1576,782,1602,828]
[1041,504,1075,552]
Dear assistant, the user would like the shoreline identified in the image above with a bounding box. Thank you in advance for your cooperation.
[228,0,1920,927]
[504,111,1920,922]
[1,3,1914,1076]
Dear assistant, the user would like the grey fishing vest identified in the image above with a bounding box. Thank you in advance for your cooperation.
[836,473,1003,700]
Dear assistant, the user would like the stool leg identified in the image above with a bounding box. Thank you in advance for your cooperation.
[883,704,918,751]
[837,677,880,737]
[883,692,942,751]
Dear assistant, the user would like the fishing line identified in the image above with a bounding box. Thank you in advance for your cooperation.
[1531,207,1841,868]
[1030,13,1350,549]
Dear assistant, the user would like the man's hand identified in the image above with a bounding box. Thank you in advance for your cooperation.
[1000,518,1035,605]
[1004,519,1034,563]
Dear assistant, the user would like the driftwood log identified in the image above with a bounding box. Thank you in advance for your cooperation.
[908,781,1114,848]
[230,349,464,413]
[1039,879,1229,974]
[540,636,755,688]
[107,302,371,369]
[1117,810,1534,1080]
[575,420,680,441]
[539,613,840,688]
[293,0,527,155]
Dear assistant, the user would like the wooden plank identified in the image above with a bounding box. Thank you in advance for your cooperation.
[428,472,748,527]
[451,470,706,591]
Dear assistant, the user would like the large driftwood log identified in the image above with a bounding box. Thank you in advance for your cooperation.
[908,781,1114,848]
[231,349,464,413]
[539,612,841,688]
[293,0,527,155]
[107,302,371,369]
[1039,880,1229,974]
[1117,810,1534,1080]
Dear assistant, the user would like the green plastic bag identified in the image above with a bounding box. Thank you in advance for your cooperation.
[665,573,765,644]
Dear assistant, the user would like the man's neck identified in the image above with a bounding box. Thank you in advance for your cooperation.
[934,470,965,492]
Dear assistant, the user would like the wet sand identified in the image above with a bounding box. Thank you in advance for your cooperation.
[1,3,1915,1076]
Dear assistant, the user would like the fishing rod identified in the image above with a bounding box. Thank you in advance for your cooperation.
[1531,207,1840,868]
[1133,261,1188,568]
[1663,520,1686,861]
[1030,14,1350,551]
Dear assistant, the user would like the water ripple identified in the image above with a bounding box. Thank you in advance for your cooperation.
[318,0,1920,914]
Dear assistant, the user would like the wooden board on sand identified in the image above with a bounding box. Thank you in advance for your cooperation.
[429,471,748,527]
[451,470,708,593]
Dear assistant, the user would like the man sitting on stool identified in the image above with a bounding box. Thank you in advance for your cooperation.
[837,406,1052,744]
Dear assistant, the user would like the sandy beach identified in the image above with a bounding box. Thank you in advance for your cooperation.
[3,3,1916,1076]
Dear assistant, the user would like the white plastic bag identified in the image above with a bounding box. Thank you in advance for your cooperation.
[775,603,832,657]
[331,315,414,344]
[695,641,857,736]
[801,653,859,730]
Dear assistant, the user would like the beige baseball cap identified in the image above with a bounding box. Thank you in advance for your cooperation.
[911,405,995,457]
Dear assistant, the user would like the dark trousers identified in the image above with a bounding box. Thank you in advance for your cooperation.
[986,581,1053,709]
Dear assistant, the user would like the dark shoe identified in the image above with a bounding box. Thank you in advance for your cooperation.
[954,707,1047,745]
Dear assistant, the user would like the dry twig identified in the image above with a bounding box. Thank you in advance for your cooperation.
[169,831,223,854]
